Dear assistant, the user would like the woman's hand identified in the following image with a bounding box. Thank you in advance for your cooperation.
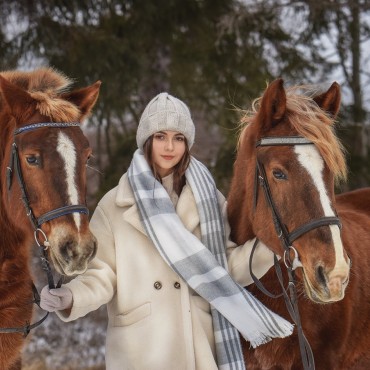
[40,286,73,312]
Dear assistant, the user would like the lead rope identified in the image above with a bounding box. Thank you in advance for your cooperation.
[34,228,63,290]
[279,259,315,370]
[0,229,62,337]
[249,240,315,370]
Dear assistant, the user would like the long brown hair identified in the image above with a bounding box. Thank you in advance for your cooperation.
[143,135,190,195]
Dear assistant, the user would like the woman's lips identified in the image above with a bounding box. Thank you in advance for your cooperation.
[161,155,175,160]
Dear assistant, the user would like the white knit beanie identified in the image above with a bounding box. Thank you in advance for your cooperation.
[136,92,195,150]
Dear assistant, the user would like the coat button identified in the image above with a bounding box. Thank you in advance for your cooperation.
[154,281,162,290]
[174,282,181,289]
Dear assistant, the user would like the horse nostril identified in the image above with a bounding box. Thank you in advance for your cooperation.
[61,240,78,262]
[316,265,327,287]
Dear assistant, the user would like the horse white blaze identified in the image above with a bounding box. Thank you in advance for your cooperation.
[56,132,81,231]
[294,145,348,294]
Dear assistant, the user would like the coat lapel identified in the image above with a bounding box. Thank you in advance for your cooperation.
[115,173,147,235]
[115,173,200,235]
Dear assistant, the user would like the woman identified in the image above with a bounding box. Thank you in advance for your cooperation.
[41,93,293,370]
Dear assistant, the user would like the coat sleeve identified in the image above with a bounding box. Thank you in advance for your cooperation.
[217,191,275,287]
[56,204,117,322]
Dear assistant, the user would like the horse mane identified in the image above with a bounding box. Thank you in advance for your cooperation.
[0,67,80,121]
[239,85,348,182]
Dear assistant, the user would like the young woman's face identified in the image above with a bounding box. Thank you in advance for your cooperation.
[152,130,186,177]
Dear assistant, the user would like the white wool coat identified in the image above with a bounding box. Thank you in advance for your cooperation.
[57,173,274,370]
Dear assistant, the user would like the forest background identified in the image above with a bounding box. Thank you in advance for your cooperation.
[0,0,369,369]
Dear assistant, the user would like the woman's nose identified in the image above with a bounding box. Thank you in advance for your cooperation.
[165,139,174,151]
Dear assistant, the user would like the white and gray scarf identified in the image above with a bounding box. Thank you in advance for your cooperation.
[128,149,293,370]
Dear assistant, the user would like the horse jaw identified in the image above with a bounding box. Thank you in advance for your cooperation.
[47,225,97,276]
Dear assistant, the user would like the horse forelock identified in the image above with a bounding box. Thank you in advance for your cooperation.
[285,87,347,182]
[0,67,80,122]
[238,87,347,182]
[31,91,81,121]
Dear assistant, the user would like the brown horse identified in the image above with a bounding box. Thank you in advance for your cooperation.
[0,68,100,370]
[228,79,370,369]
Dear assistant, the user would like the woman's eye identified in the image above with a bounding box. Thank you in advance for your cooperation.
[154,134,165,140]
[175,136,185,142]
[272,169,287,180]
[26,156,39,165]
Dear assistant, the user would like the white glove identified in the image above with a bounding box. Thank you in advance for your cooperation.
[40,285,73,312]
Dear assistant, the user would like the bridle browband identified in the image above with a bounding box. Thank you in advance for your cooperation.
[250,136,342,370]
[2,122,89,336]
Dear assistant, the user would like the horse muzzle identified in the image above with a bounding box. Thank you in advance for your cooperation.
[303,263,350,303]
[47,230,97,276]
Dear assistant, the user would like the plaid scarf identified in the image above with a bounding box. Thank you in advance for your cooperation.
[128,149,293,370]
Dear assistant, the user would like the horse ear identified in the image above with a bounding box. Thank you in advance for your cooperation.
[313,82,341,118]
[258,78,287,132]
[61,80,101,121]
[0,75,34,116]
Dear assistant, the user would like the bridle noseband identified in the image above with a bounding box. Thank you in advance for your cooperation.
[250,136,342,370]
[1,122,89,336]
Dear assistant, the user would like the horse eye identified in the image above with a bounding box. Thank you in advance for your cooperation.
[26,156,39,166]
[272,169,287,180]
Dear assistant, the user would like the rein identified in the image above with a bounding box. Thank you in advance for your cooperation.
[1,122,89,336]
[250,136,342,370]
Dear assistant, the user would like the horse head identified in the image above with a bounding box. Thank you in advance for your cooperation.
[0,68,99,276]
[228,79,351,303]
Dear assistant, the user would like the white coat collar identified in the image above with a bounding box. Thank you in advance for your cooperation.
[115,173,200,235]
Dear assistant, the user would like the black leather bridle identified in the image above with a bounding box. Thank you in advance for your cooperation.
[7,122,89,230]
[1,122,89,336]
[250,136,342,370]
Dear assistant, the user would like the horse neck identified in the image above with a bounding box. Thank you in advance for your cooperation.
[228,137,256,244]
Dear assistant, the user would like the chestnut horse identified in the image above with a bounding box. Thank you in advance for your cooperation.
[0,68,100,370]
[228,79,370,369]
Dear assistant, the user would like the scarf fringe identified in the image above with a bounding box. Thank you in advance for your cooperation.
[248,321,295,348]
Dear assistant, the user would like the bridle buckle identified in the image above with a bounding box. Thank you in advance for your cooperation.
[284,245,303,271]
[34,228,50,250]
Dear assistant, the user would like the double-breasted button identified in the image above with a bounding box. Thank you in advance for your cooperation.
[174,282,181,289]
[154,281,162,290]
